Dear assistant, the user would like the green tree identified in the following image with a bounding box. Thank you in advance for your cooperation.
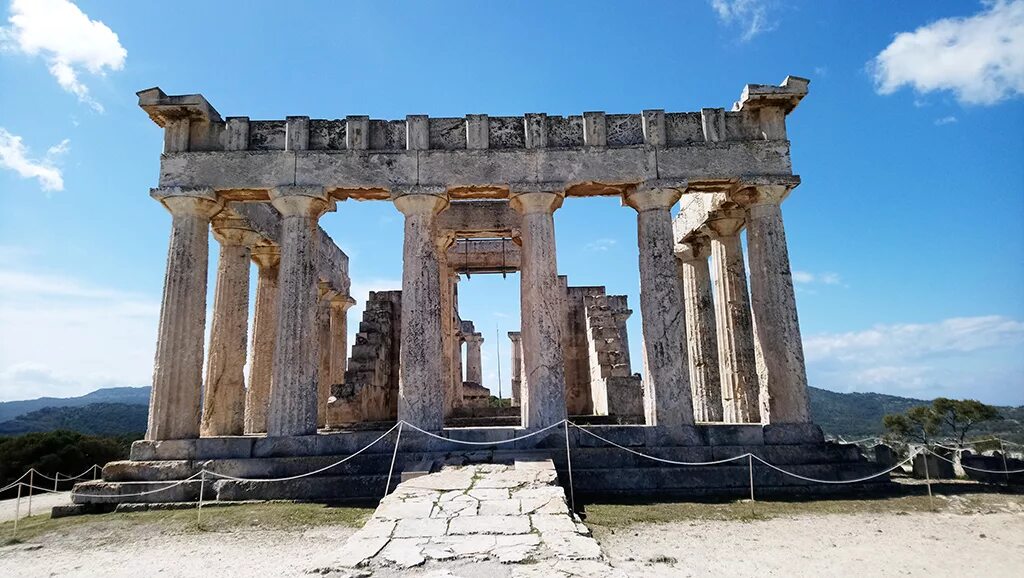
[883,405,940,444]
[931,398,1002,447]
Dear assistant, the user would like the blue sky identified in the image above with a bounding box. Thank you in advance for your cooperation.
[0,1,1022,405]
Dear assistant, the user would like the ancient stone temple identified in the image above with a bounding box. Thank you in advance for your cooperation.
[72,77,887,508]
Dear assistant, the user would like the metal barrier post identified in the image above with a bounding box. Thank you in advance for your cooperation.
[748,454,755,501]
[923,447,934,510]
[385,421,404,498]
[13,483,22,538]
[27,470,33,516]
[53,472,60,493]
[1000,440,1010,485]
[93,465,99,480]
[564,421,576,513]
[197,470,206,526]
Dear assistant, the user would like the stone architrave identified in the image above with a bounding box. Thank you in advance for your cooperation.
[464,333,484,385]
[705,210,761,423]
[741,185,812,424]
[623,185,694,427]
[510,188,567,429]
[508,332,522,407]
[394,190,448,431]
[245,245,280,434]
[676,237,723,422]
[266,186,333,437]
[147,187,222,441]
[201,218,261,437]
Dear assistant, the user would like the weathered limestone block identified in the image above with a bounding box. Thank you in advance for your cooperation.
[623,185,693,427]
[147,187,222,441]
[266,186,333,437]
[705,211,760,424]
[583,293,642,417]
[677,237,723,422]
[245,245,280,434]
[565,285,604,415]
[395,190,448,431]
[511,188,567,429]
[201,219,260,436]
[741,185,811,424]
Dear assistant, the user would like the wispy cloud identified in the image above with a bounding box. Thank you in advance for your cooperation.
[934,115,958,126]
[804,315,1024,403]
[2,0,127,112]
[792,270,842,285]
[584,238,617,252]
[0,127,69,191]
[0,255,159,401]
[710,0,777,41]
[871,0,1024,105]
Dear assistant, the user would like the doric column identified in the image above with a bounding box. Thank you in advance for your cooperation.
[266,186,333,437]
[450,274,463,404]
[147,187,222,441]
[623,185,693,427]
[740,184,811,423]
[465,333,484,384]
[508,331,522,407]
[201,217,261,436]
[705,210,760,423]
[394,189,448,431]
[676,237,723,422]
[510,187,567,429]
[435,234,457,416]
[316,282,336,429]
[245,245,279,434]
[328,294,355,385]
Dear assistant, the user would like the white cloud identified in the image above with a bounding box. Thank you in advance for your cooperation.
[872,0,1024,105]
[934,115,958,126]
[2,0,127,112]
[584,238,617,252]
[0,127,69,191]
[804,316,1024,403]
[710,0,776,41]
[0,258,159,401]
[792,270,841,285]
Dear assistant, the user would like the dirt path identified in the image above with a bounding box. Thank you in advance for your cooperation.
[0,492,72,523]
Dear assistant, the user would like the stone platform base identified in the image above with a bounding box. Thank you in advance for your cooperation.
[70,423,890,507]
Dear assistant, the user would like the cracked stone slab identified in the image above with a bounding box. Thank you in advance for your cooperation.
[448,514,532,535]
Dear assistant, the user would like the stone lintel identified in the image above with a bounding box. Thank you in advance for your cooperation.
[137,87,223,127]
[732,76,810,114]
[448,238,521,273]
[437,200,520,238]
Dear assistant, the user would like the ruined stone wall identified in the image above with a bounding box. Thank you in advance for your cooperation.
[564,286,605,415]
[584,294,643,417]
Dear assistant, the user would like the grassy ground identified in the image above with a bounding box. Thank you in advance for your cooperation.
[583,492,1024,528]
[0,502,373,545]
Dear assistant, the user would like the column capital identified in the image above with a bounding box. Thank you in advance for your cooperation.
[318,280,339,302]
[464,332,484,345]
[212,216,264,247]
[730,176,801,207]
[434,229,457,252]
[623,181,685,212]
[330,294,356,311]
[250,244,280,269]
[675,236,712,262]
[150,187,222,218]
[270,186,334,218]
[701,208,746,239]
[393,188,448,216]
[509,185,564,215]
[507,331,522,343]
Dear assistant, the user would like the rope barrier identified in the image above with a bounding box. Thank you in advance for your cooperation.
[925,448,1024,474]
[399,419,568,446]
[751,450,921,485]
[569,422,751,466]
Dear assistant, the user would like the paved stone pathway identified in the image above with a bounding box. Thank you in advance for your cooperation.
[333,460,622,576]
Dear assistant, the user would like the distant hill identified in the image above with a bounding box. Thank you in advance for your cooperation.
[0,385,1019,442]
[0,386,150,423]
[0,403,148,436]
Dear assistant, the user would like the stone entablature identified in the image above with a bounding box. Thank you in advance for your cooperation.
[141,77,807,198]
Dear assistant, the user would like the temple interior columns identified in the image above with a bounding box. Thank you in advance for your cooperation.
[395,190,448,431]
[464,333,484,385]
[267,186,334,437]
[201,217,260,436]
[705,210,761,423]
[316,282,336,428]
[508,331,522,407]
[245,245,280,434]
[511,188,567,429]
[624,185,694,427]
[147,187,222,441]
[677,236,723,422]
[741,185,812,424]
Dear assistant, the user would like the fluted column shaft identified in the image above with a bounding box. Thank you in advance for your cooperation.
[511,190,567,429]
[508,332,522,407]
[329,295,354,386]
[316,283,335,428]
[201,220,260,436]
[625,186,693,427]
[147,188,222,441]
[465,334,484,384]
[435,241,457,417]
[267,187,332,437]
[245,246,279,434]
[744,186,811,423]
[707,214,760,423]
[395,192,448,431]
[677,239,723,422]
